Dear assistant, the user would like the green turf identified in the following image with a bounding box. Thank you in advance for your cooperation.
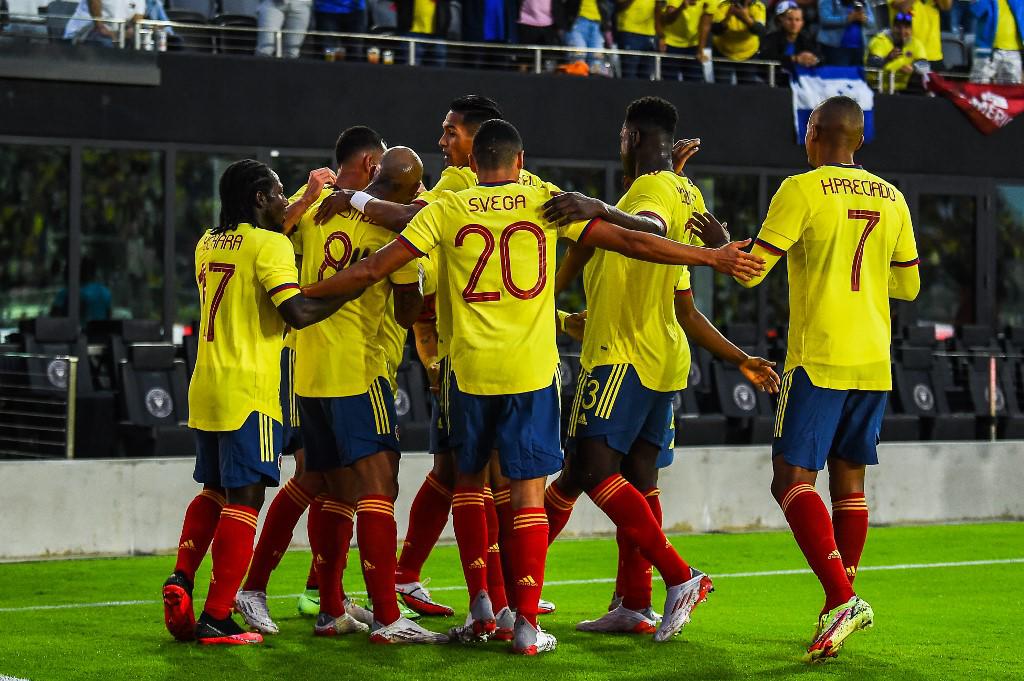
[1,523,1022,680]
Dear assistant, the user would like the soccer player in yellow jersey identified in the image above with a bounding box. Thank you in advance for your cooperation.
[301,119,764,653]
[163,160,355,646]
[708,96,920,661]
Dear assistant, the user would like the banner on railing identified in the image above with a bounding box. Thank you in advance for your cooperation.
[925,74,1024,135]
[790,65,875,143]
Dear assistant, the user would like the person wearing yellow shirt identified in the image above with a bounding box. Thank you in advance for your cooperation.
[396,0,451,66]
[700,96,919,662]
[888,0,951,68]
[711,0,767,83]
[970,0,1024,84]
[564,0,613,69]
[866,13,929,91]
[616,0,666,78]
[659,0,714,80]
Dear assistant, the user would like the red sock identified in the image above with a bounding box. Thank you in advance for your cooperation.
[493,486,517,608]
[305,556,318,590]
[308,496,354,617]
[544,482,578,544]
[243,479,314,592]
[619,488,662,611]
[832,492,869,585]
[356,495,401,625]
[452,487,489,605]
[484,488,508,612]
[203,504,258,620]
[590,474,690,586]
[173,488,225,584]
[396,472,452,584]
[779,483,855,611]
[510,508,549,627]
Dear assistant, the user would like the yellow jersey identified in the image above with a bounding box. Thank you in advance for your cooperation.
[887,0,942,61]
[378,302,408,391]
[712,0,766,61]
[754,165,918,391]
[995,0,1024,50]
[399,181,589,395]
[664,0,713,48]
[189,223,301,431]
[581,171,705,393]
[579,0,602,21]
[867,31,927,90]
[618,0,660,35]
[411,0,436,34]
[292,189,421,398]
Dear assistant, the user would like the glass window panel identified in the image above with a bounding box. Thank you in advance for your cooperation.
[530,164,607,201]
[995,185,1024,328]
[0,145,70,332]
[272,154,333,198]
[916,193,976,327]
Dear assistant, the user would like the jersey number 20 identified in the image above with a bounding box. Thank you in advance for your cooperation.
[455,222,547,303]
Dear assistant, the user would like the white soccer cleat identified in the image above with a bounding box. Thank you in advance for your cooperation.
[576,605,658,634]
[314,612,369,636]
[654,568,714,642]
[538,598,557,615]
[512,615,557,655]
[396,580,455,617]
[447,591,496,643]
[369,617,450,645]
[344,597,375,627]
[234,589,279,635]
[493,606,515,641]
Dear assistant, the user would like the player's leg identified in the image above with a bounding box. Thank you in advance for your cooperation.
[482,461,511,625]
[828,458,868,586]
[543,369,596,543]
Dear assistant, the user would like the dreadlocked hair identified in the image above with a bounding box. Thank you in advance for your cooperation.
[215,159,275,234]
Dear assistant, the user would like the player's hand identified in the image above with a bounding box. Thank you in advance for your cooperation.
[672,138,701,175]
[711,239,765,281]
[302,167,337,203]
[687,211,731,247]
[426,360,441,394]
[563,311,587,343]
[314,188,354,225]
[796,51,818,67]
[543,192,609,226]
[739,356,780,393]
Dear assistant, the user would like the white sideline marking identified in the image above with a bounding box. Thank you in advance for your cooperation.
[1,557,1021,614]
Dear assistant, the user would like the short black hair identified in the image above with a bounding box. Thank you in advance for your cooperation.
[471,119,523,171]
[449,94,504,131]
[334,125,384,167]
[624,96,678,137]
[216,159,276,233]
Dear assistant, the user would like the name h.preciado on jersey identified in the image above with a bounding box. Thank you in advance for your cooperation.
[819,176,897,201]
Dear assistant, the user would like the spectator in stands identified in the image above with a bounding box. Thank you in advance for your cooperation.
[396,0,450,66]
[63,0,142,45]
[51,257,112,324]
[462,0,518,67]
[256,0,313,58]
[889,0,950,70]
[970,0,1024,84]
[758,0,820,80]
[2,0,49,38]
[867,10,928,89]
[615,0,663,78]
[711,0,768,83]
[563,0,614,71]
[314,0,367,58]
[519,0,561,45]
[817,0,876,65]
[660,0,715,81]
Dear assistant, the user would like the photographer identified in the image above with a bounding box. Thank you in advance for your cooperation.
[867,11,928,90]
[889,0,951,69]
[817,0,877,65]
[758,0,821,81]
[711,0,768,82]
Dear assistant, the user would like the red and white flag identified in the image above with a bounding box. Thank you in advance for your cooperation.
[926,73,1024,135]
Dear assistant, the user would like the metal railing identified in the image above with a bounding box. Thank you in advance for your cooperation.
[0,352,77,459]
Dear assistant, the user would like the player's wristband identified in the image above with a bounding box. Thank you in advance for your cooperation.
[556,309,569,333]
[351,191,375,212]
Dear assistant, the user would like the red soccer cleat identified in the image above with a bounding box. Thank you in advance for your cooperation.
[162,573,196,642]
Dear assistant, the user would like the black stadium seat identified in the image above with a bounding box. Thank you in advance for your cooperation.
[118,343,193,456]
[394,346,431,451]
[711,325,775,444]
[891,346,975,440]
[953,325,1024,438]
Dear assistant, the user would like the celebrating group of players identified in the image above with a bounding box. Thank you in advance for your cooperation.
[159,90,920,661]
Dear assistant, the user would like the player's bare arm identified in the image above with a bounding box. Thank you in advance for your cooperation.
[412,317,440,389]
[673,293,780,393]
[283,167,337,234]
[543,192,668,235]
[554,241,596,295]
[686,213,782,287]
[556,309,587,343]
[313,189,422,232]
[685,211,731,248]
[392,285,425,329]
[302,240,414,300]
[275,290,361,329]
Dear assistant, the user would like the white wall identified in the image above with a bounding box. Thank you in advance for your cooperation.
[2,441,1022,560]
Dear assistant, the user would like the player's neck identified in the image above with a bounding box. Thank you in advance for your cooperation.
[633,151,672,177]
[335,170,368,191]
[475,168,519,185]
[815,149,857,168]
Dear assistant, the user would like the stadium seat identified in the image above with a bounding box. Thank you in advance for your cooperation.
[118,342,193,456]
[952,325,1024,438]
[712,324,775,444]
[393,345,431,451]
[941,34,968,71]
[86,319,164,393]
[674,387,728,446]
[168,0,215,19]
[218,0,258,17]
[891,346,975,440]
[45,0,77,40]
[214,14,256,54]
[166,1,216,52]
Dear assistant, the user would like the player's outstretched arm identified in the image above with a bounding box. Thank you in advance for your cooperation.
[313,189,422,233]
[392,285,424,329]
[889,262,921,301]
[674,292,780,393]
[284,168,337,235]
[302,240,416,299]
[555,242,596,295]
[276,290,361,330]
[544,192,667,235]
[581,219,766,280]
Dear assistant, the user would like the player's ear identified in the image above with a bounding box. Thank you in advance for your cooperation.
[854,135,864,152]
[469,153,478,174]
[515,151,525,172]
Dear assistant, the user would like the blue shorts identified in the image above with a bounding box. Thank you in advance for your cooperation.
[567,363,676,458]
[280,347,304,455]
[429,357,452,455]
[193,411,282,489]
[656,416,676,468]
[299,377,401,472]
[772,367,887,471]
[447,371,563,480]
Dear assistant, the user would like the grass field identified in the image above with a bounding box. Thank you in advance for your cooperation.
[1,522,1021,681]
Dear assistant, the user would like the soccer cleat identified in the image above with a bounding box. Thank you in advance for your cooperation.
[804,596,874,663]
[296,588,320,617]
[234,590,279,635]
[195,611,263,645]
[396,594,423,621]
[162,572,196,642]
[511,614,557,656]
[314,612,369,636]
[493,606,515,641]
[447,591,496,643]
[538,598,556,615]
[607,591,622,612]
[654,568,714,642]
[576,605,658,634]
[396,580,455,617]
[345,597,376,627]
[369,617,450,645]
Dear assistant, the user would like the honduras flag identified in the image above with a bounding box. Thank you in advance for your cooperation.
[791,65,875,143]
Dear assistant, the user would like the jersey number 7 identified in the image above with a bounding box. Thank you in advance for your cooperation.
[849,209,880,292]
[198,262,236,341]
